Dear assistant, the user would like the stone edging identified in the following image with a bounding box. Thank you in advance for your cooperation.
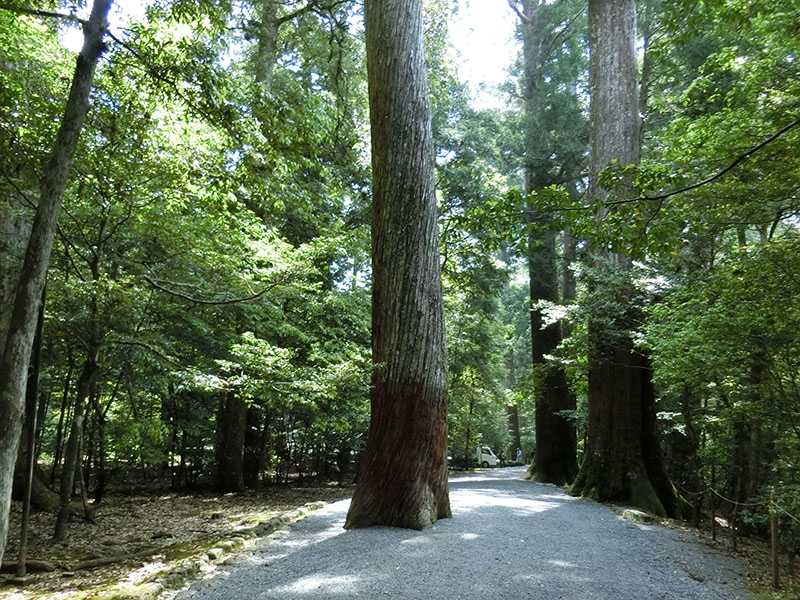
[97,501,328,600]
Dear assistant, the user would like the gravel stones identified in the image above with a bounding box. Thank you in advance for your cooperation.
[175,467,748,600]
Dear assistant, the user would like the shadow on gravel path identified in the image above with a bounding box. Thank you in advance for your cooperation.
[177,466,748,600]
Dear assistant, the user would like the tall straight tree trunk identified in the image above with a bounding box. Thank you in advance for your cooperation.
[254,0,280,96]
[517,0,577,485]
[527,226,577,484]
[570,0,677,517]
[216,391,246,493]
[0,0,111,565]
[344,0,450,530]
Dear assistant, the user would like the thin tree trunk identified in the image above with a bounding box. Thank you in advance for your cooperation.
[345,0,450,530]
[506,404,521,462]
[52,357,74,486]
[562,230,577,305]
[463,386,475,468]
[15,290,44,577]
[216,391,246,492]
[34,390,49,461]
[53,352,97,540]
[0,0,111,565]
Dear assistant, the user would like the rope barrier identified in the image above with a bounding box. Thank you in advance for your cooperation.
[675,482,799,590]
[674,482,765,508]
[775,504,800,526]
[675,482,800,520]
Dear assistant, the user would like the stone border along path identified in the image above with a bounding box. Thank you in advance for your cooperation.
[168,466,749,600]
[89,501,328,600]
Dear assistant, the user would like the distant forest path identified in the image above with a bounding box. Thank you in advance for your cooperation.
[177,466,748,600]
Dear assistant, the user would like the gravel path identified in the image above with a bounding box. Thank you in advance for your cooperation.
[177,467,748,599]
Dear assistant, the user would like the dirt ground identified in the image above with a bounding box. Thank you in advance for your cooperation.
[0,483,353,599]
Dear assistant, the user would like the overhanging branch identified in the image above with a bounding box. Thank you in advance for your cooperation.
[143,274,291,306]
[606,116,800,207]
[0,4,85,25]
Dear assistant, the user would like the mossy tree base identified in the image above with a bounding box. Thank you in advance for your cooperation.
[569,343,680,518]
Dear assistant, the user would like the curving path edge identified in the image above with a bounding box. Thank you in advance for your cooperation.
[176,466,748,600]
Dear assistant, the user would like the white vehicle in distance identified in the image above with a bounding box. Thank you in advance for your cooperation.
[476,445,497,468]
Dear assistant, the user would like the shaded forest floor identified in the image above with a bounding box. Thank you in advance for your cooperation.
[0,477,797,600]
[651,516,799,599]
[0,482,353,599]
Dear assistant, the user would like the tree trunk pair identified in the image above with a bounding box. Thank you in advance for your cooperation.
[53,353,99,540]
[0,0,112,565]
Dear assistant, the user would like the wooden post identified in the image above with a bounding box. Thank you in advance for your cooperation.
[771,494,780,589]
[711,465,717,542]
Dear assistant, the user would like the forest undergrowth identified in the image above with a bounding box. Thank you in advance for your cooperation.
[656,515,799,600]
[0,481,352,599]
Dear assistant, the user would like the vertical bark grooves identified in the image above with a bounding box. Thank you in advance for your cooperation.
[216,391,247,492]
[344,0,450,530]
[570,0,677,517]
[518,0,577,486]
[0,0,111,565]
[587,0,639,205]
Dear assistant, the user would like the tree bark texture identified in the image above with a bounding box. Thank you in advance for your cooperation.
[216,391,246,493]
[344,0,450,530]
[586,0,639,206]
[570,0,677,517]
[0,196,33,360]
[0,0,111,565]
[15,289,44,576]
[527,225,577,485]
[518,0,577,486]
[254,0,280,96]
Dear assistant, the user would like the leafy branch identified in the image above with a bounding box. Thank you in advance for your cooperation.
[523,116,800,215]
[606,116,800,207]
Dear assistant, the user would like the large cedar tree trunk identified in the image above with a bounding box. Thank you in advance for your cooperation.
[527,224,577,485]
[0,0,111,565]
[569,0,677,517]
[344,0,450,530]
[517,0,577,485]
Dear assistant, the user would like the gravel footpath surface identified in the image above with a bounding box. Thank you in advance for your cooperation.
[176,467,748,600]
